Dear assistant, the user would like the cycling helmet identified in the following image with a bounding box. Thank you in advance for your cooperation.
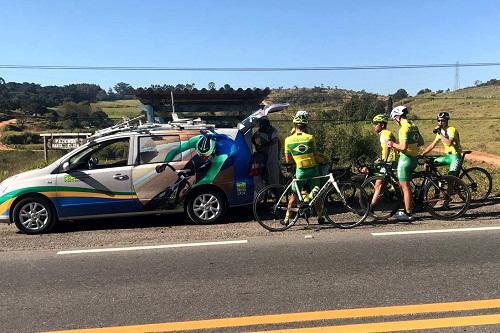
[390,105,408,119]
[372,114,389,124]
[437,112,450,121]
[293,110,309,125]
[196,136,215,156]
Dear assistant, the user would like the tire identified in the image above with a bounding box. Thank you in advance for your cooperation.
[460,167,492,201]
[12,196,57,234]
[253,184,296,231]
[186,189,227,224]
[360,175,400,220]
[321,182,370,229]
[423,175,471,220]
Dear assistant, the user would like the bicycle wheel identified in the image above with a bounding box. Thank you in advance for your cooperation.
[460,167,492,201]
[423,175,471,220]
[321,182,370,228]
[360,175,401,220]
[253,184,297,231]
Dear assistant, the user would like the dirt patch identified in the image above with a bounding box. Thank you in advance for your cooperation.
[0,119,17,150]
[434,147,500,168]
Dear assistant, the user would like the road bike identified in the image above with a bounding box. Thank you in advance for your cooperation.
[360,156,471,220]
[148,157,211,211]
[456,150,493,201]
[253,163,370,231]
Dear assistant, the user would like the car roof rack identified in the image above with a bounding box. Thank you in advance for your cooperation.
[87,102,288,141]
[88,115,216,141]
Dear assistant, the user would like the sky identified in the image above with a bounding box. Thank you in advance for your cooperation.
[1,0,500,95]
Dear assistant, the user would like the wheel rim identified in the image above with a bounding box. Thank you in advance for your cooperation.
[192,193,220,221]
[19,202,49,231]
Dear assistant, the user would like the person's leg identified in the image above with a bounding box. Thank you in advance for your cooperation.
[436,155,459,204]
[371,179,383,205]
[284,192,297,225]
[448,154,460,177]
[399,181,412,213]
[397,155,416,220]
[285,175,304,224]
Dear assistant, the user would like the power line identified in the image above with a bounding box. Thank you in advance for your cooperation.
[1,62,500,71]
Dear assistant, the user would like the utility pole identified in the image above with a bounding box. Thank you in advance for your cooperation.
[454,61,460,91]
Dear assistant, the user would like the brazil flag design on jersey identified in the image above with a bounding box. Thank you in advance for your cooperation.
[284,132,318,169]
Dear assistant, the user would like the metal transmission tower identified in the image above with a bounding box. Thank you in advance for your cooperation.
[454,61,460,90]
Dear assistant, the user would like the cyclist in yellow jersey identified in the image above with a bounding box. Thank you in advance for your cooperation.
[283,111,325,225]
[368,114,398,210]
[421,112,462,176]
[387,106,424,222]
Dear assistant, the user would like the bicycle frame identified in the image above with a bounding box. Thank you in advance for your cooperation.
[375,159,456,208]
[275,172,344,210]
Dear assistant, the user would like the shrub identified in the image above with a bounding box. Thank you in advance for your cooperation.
[312,122,378,165]
[0,131,41,145]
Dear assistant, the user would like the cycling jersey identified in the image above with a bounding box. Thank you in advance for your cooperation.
[379,129,398,162]
[434,126,462,155]
[398,119,421,157]
[284,132,318,169]
[285,132,321,193]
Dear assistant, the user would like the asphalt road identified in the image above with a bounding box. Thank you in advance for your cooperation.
[0,199,499,332]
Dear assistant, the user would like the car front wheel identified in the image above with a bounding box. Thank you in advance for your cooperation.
[186,189,227,224]
[12,196,57,234]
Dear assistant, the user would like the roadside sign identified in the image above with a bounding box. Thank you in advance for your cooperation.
[48,137,87,150]
[40,133,92,161]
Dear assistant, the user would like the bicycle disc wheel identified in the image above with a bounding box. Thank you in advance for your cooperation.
[321,182,370,228]
[460,167,492,201]
[360,175,400,220]
[423,175,471,220]
[253,184,296,231]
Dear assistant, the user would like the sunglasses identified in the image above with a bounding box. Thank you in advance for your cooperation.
[437,120,446,123]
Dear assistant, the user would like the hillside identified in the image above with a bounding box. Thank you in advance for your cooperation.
[92,99,142,119]
[401,86,500,156]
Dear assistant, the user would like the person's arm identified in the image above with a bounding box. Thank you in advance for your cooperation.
[283,137,293,165]
[390,140,407,152]
[421,140,438,155]
[164,135,199,163]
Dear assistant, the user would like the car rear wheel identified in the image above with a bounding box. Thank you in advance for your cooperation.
[12,196,57,234]
[186,189,227,224]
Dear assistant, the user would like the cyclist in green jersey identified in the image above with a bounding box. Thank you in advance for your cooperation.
[368,114,398,209]
[387,106,424,221]
[283,111,325,225]
[421,112,462,176]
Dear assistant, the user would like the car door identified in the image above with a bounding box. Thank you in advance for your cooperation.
[55,137,140,218]
[132,134,185,210]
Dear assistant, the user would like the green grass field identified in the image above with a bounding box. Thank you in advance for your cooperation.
[401,86,500,155]
[92,99,142,119]
[0,150,64,182]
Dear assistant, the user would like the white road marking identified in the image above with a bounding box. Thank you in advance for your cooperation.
[57,240,248,255]
[372,226,500,236]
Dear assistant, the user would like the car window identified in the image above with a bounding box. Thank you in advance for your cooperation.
[138,135,181,164]
[69,138,130,170]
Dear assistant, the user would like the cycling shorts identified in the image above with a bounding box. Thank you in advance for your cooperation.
[434,154,461,176]
[292,167,321,193]
[397,154,418,182]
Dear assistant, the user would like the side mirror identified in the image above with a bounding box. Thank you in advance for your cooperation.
[62,161,71,172]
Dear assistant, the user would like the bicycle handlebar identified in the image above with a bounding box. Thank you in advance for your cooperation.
[155,163,176,173]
